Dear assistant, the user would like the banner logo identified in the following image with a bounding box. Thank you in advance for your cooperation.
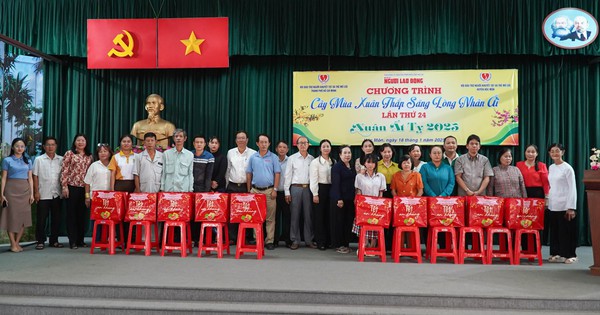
[107,30,135,58]
[480,72,491,82]
[318,74,329,84]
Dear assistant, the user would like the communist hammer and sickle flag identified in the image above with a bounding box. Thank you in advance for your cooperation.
[107,30,135,57]
[87,19,156,69]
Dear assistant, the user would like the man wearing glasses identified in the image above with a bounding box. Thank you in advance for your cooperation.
[284,136,315,250]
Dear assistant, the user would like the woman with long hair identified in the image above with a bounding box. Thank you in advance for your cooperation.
[355,139,375,174]
[61,133,93,249]
[0,138,34,252]
[208,136,227,192]
[310,139,334,250]
[377,143,400,198]
[516,144,550,243]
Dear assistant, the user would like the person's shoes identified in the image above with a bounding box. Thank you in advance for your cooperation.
[266,243,275,250]
[70,244,78,250]
[336,246,350,254]
[318,244,326,251]
[285,242,292,248]
[565,257,578,264]
[548,255,566,263]
[35,243,45,250]
[49,242,64,248]
[290,243,299,250]
[307,242,318,249]
[78,243,89,248]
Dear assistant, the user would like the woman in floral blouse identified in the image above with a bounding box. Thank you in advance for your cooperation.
[61,134,93,249]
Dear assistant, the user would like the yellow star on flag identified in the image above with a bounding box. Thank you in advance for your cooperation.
[180,31,205,56]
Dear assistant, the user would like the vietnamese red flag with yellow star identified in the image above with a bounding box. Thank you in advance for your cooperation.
[157,17,229,68]
[87,19,157,69]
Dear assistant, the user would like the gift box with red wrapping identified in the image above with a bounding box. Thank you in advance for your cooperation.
[466,196,504,227]
[157,192,194,222]
[195,192,229,223]
[91,191,128,221]
[504,198,545,229]
[229,193,266,223]
[125,193,157,222]
[392,196,428,227]
[354,195,392,227]
[428,196,465,227]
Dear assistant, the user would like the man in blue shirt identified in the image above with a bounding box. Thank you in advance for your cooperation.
[246,134,281,250]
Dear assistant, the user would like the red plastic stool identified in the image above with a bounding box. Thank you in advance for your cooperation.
[427,226,458,264]
[486,227,514,264]
[358,225,386,262]
[514,229,543,265]
[392,226,422,263]
[198,222,230,258]
[458,227,486,264]
[161,222,192,257]
[126,221,159,256]
[236,223,264,259]
[90,220,125,255]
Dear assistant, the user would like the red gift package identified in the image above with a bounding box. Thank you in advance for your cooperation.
[91,191,128,221]
[125,193,157,222]
[354,195,392,227]
[466,196,504,227]
[392,196,428,227]
[157,192,194,222]
[428,197,465,227]
[195,192,230,223]
[229,193,267,223]
[504,198,545,229]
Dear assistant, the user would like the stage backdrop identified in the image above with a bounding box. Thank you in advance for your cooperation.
[293,70,518,146]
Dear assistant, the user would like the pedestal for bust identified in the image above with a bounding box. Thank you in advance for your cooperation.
[583,170,600,276]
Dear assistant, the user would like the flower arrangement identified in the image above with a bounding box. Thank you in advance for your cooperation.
[590,148,600,170]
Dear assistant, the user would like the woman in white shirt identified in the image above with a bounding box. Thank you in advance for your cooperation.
[547,143,578,264]
[408,144,425,172]
[353,153,386,249]
[84,144,113,207]
[84,144,113,241]
[310,139,334,250]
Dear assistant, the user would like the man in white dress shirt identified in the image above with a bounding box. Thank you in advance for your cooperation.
[33,137,63,249]
[284,136,315,250]
[226,130,256,242]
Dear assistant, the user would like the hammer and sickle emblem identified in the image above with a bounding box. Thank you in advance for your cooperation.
[107,30,134,57]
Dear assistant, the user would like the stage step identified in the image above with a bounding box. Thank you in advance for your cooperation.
[1,281,599,314]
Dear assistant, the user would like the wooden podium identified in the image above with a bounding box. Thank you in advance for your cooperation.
[583,170,600,276]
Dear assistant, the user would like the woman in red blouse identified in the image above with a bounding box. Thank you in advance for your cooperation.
[516,144,550,244]
[61,134,93,249]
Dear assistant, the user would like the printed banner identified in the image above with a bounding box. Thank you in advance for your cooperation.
[293,70,518,146]
[87,19,157,69]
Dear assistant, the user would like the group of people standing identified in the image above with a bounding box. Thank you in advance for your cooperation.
[0,131,578,264]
